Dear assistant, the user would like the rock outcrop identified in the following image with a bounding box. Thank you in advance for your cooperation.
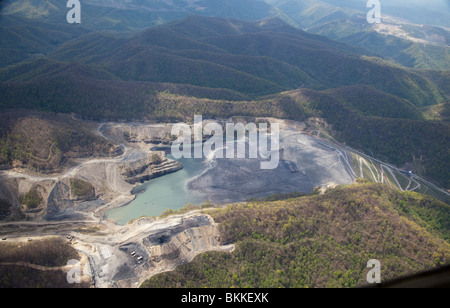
[84,214,234,288]
[120,155,182,185]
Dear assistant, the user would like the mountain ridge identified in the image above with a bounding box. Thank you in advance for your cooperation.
[141,183,450,288]
[43,16,448,105]
[0,15,449,188]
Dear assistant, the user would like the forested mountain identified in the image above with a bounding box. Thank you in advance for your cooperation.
[0,15,89,67]
[2,16,447,105]
[278,88,450,188]
[0,15,449,188]
[142,183,450,288]
[0,0,274,31]
[1,77,448,188]
[4,0,448,30]
[271,0,450,71]
[2,0,448,71]
[340,31,450,71]
[0,110,120,173]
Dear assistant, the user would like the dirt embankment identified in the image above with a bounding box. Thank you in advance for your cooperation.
[119,155,182,185]
[0,121,183,223]
[0,117,360,288]
[62,213,234,288]
[0,119,224,288]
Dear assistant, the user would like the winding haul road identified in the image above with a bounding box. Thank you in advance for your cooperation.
[0,120,448,288]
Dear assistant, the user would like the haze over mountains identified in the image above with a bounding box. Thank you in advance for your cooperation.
[1,16,446,101]
[1,0,449,68]
[1,0,449,72]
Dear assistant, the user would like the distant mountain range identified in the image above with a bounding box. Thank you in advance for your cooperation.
[339,31,450,71]
[1,0,274,31]
[1,16,446,103]
[2,0,449,31]
[1,0,449,70]
[0,15,449,188]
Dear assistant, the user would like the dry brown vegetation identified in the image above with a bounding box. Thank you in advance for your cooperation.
[0,265,87,288]
[69,178,96,201]
[0,238,88,288]
[0,110,120,173]
[142,184,450,288]
[0,238,79,267]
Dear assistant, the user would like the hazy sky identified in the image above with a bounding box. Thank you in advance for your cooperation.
[386,0,449,9]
